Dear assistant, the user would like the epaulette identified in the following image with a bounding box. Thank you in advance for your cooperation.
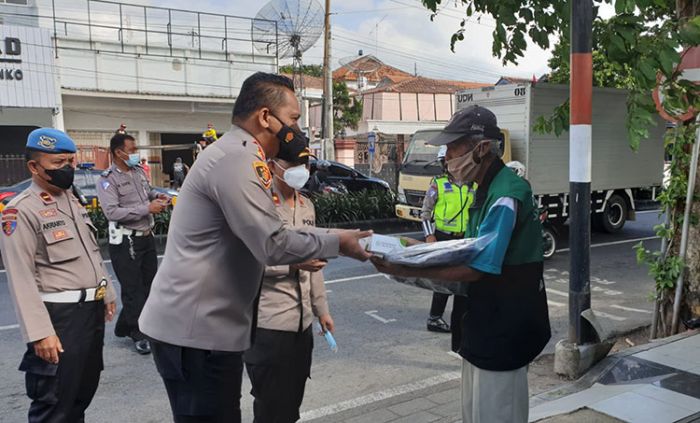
[5,189,31,208]
[101,169,112,178]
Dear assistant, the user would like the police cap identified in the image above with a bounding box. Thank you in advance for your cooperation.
[26,128,77,154]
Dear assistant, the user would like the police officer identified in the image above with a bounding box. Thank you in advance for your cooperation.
[0,128,118,422]
[96,132,169,354]
[420,145,475,333]
[139,72,371,423]
[244,148,335,423]
[372,105,551,423]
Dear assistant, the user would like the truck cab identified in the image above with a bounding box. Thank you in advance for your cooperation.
[395,129,444,221]
[395,129,511,222]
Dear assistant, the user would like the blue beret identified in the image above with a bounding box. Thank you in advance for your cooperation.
[27,128,76,154]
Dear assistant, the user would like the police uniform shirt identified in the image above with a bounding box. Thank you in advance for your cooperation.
[0,183,117,343]
[258,190,329,332]
[139,125,339,353]
[96,164,157,231]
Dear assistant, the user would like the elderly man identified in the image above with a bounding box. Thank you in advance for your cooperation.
[372,105,551,423]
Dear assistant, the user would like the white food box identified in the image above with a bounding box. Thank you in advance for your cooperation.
[360,234,405,256]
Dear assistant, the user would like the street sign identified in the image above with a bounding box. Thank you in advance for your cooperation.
[368,132,376,154]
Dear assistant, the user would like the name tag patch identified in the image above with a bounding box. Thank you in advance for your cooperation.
[42,220,66,230]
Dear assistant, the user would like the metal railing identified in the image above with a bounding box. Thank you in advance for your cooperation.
[0,154,29,186]
[49,0,279,65]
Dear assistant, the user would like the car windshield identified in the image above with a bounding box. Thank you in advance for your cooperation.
[74,171,98,197]
[403,130,443,164]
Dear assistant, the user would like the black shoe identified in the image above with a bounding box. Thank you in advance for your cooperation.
[134,339,151,355]
[427,316,450,333]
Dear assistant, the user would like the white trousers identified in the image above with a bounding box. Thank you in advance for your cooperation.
[461,360,529,423]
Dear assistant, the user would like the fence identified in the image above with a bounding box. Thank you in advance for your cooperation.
[48,0,280,65]
[0,155,29,186]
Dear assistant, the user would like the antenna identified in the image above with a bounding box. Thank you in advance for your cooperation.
[253,0,324,97]
[339,53,382,93]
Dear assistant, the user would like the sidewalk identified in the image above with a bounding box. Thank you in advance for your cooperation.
[302,330,700,423]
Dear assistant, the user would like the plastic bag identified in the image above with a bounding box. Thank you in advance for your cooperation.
[380,233,497,296]
[383,232,496,267]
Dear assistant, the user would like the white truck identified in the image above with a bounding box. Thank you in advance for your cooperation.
[459,83,664,242]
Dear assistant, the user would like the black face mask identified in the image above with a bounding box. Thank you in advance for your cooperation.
[42,164,75,190]
[269,113,309,162]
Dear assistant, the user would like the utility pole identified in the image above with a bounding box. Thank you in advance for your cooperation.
[322,0,335,160]
[568,0,595,345]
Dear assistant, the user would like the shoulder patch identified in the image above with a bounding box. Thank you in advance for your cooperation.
[2,220,17,236]
[101,180,110,190]
[253,161,272,190]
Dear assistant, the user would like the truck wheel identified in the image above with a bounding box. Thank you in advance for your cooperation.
[599,194,627,233]
[542,227,556,259]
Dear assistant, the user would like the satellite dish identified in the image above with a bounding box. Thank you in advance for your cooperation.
[253,0,324,95]
[339,54,382,93]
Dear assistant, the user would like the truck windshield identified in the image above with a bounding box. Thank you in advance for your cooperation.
[403,130,443,165]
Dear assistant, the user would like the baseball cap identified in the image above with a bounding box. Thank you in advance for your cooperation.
[428,105,501,146]
[26,128,77,153]
[279,146,316,165]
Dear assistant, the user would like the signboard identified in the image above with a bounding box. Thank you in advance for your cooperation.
[653,46,700,122]
[368,131,376,154]
[0,25,57,109]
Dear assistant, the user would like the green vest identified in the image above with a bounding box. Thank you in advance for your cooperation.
[434,176,474,234]
[466,166,543,265]
[455,162,550,372]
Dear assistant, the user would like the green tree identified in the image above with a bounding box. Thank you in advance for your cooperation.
[333,81,363,134]
[421,0,700,337]
[278,64,323,77]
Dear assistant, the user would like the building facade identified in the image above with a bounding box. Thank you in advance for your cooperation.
[0,0,278,186]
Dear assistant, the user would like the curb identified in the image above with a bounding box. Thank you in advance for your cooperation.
[529,328,700,409]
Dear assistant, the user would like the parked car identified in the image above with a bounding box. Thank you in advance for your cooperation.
[0,164,178,211]
[305,159,391,194]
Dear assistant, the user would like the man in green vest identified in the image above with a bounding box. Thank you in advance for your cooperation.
[420,145,475,333]
[372,105,551,423]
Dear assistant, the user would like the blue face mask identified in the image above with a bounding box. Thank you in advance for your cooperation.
[126,153,140,168]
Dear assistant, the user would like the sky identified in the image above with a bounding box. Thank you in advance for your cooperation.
[39,0,611,84]
[182,0,554,84]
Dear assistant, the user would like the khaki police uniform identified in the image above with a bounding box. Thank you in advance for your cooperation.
[0,182,116,422]
[96,164,158,340]
[139,125,339,423]
[244,188,330,422]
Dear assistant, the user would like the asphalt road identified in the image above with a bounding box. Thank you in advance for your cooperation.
[0,211,663,422]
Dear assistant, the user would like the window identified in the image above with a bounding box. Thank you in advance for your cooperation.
[2,0,30,5]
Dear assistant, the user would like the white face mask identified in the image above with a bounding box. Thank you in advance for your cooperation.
[275,162,310,190]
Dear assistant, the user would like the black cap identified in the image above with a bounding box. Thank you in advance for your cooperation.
[278,146,316,165]
[428,105,501,146]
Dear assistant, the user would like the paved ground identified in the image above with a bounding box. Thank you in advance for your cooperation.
[0,211,663,422]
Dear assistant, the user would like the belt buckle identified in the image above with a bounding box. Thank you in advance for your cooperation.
[94,279,107,301]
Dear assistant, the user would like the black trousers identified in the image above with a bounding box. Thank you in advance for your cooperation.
[429,230,464,318]
[244,327,314,423]
[151,340,243,423]
[109,234,157,339]
[19,301,105,423]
